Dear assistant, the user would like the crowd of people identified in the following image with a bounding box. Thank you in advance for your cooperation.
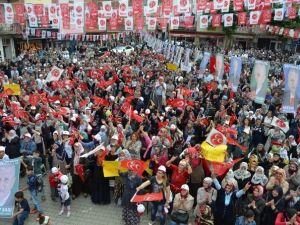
[0,34,300,225]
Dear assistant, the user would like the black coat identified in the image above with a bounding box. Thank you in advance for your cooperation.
[5,136,21,159]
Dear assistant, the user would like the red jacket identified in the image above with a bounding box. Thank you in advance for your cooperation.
[275,212,300,225]
[48,172,62,188]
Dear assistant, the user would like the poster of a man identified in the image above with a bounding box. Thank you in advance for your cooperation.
[229,57,242,92]
[282,65,300,113]
[215,53,224,80]
[0,159,20,218]
[250,60,270,104]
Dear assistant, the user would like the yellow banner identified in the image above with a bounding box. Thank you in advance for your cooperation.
[166,63,178,71]
[3,84,21,96]
[102,161,120,177]
[201,141,227,162]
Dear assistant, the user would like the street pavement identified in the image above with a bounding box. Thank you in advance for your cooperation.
[0,176,152,225]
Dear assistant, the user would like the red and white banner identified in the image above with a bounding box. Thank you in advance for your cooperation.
[162,0,173,15]
[120,160,147,177]
[46,66,64,82]
[196,0,207,12]
[170,17,180,30]
[249,11,261,24]
[206,128,227,147]
[199,15,209,29]
[48,4,57,20]
[29,15,38,27]
[184,16,194,28]
[135,16,144,30]
[208,158,243,176]
[103,1,113,18]
[223,13,233,27]
[52,16,60,29]
[178,0,190,13]
[238,12,247,25]
[132,0,144,15]
[147,17,157,30]
[261,9,271,24]
[40,15,49,28]
[25,4,34,16]
[213,0,224,10]
[158,17,168,30]
[233,0,244,11]
[124,17,133,30]
[4,4,14,25]
[33,4,44,17]
[288,7,297,20]
[222,0,230,12]
[119,0,128,17]
[98,18,107,31]
[274,8,284,21]
[247,0,256,10]
[147,0,158,14]
[74,2,84,30]
[131,192,163,203]
[212,14,221,27]
[271,116,289,133]
[14,4,26,26]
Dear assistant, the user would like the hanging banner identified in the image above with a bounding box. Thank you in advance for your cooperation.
[222,0,230,12]
[0,158,21,218]
[48,4,57,20]
[247,0,256,10]
[212,14,221,27]
[14,4,26,26]
[215,53,224,80]
[199,15,209,29]
[238,12,247,25]
[282,64,300,113]
[213,0,224,10]
[29,15,38,27]
[234,0,244,11]
[196,0,207,12]
[33,4,44,17]
[4,4,14,25]
[249,11,261,25]
[147,17,157,30]
[224,13,233,27]
[132,0,144,15]
[40,15,49,28]
[178,0,190,13]
[25,4,34,16]
[74,2,84,30]
[147,0,158,14]
[261,10,271,24]
[288,7,297,20]
[85,2,98,31]
[119,0,128,17]
[135,16,144,30]
[184,16,194,28]
[158,17,168,31]
[250,60,270,104]
[199,52,211,72]
[162,0,173,15]
[125,17,134,30]
[103,1,113,18]
[52,16,59,29]
[181,48,192,72]
[170,17,180,30]
[229,57,242,92]
[98,18,107,31]
[274,8,284,21]
[201,141,227,162]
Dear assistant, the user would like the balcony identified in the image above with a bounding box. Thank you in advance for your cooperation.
[0,23,22,35]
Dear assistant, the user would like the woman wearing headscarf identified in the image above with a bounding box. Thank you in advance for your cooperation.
[251,166,268,187]
[284,159,300,190]
[234,162,252,190]
[136,165,171,225]
[243,185,266,225]
[194,177,217,223]
[119,169,142,225]
[124,132,142,160]
[248,155,259,175]
[212,172,251,225]
[266,168,289,195]
[222,169,238,189]
[275,208,300,225]
[262,185,285,225]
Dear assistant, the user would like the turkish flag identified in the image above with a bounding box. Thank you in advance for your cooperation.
[238,12,247,25]
[158,121,169,129]
[260,10,271,24]
[79,99,89,108]
[288,7,297,19]
[210,56,216,74]
[212,14,221,27]
[162,0,173,14]
[209,157,243,176]
[206,128,227,146]
[124,86,135,95]
[166,98,186,108]
[181,88,193,96]
[120,160,147,176]
[14,109,29,120]
[131,113,144,123]
[131,192,163,203]
[29,94,40,106]
[75,164,85,182]
[91,96,110,107]
[216,124,238,135]
[226,137,247,152]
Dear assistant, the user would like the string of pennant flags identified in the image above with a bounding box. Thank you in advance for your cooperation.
[0,0,300,35]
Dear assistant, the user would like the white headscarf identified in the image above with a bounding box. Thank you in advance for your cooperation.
[234,162,251,180]
[251,166,268,186]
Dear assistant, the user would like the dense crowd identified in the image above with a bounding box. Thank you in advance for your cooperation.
[0,35,300,225]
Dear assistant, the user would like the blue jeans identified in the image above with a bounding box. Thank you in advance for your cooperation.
[169,220,187,225]
[30,190,43,213]
[12,211,29,225]
[150,202,166,225]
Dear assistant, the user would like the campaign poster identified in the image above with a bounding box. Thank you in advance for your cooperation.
[0,158,21,218]
[215,53,224,80]
[229,57,242,92]
[199,52,210,72]
[250,60,270,104]
[282,64,300,113]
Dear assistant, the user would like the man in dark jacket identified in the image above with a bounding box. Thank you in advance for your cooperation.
[4,130,21,159]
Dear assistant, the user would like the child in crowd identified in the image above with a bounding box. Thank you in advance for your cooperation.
[48,167,62,201]
[38,215,51,225]
[58,175,71,217]
[12,191,30,225]
[235,210,256,225]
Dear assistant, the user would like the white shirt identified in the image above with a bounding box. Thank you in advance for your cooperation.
[0,154,9,161]
[58,184,70,201]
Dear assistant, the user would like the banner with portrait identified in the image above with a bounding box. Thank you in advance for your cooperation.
[229,57,242,92]
[215,53,224,80]
[250,60,270,104]
[180,48,191,72]
[199,52,210,72]
[282,64,300,113]
[0,158,21,218]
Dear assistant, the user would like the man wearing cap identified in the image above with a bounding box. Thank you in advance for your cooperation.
[0,146,9,161]
[20,133,37,156]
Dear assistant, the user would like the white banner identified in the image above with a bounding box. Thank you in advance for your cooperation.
[74,2,84,30]
[170,17,180,30]
[199,15,208,29]
[249,11,261,25]
[29,15,38,27]
[103,1,113,18]
[119,0,128,17]
[178,0,190,13]
[124,17,134,30]
[98,18,107,31]
[25,4,34,16]
[224,13,233,27]
[48,4,58,20]
[46,66,64,82]
[222,0,230,12]
[213,0,224,10]
[4,4,14,25]
[247,0,256,10]
[148,17,157,30]
[147,0,158,13]
[274,8,284,21]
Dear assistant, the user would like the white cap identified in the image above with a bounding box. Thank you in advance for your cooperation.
[170,124,177,130]
[137,204,145,213]
[203,177,213,184]
[24,133,32,138]
[133,110,138,114]
[139,97,144,101]
[0,146,5,152]
[181,184,189,191]
[111,134,119,140]
[145,109,150,115]
[34,113,41,120]
[165,106,171,112]
[158,165,166,173]
[85,107,91,111]
[109,96,115,101]
[30,106,36,110]
[54,100,60,104]
[62,131,70,136]
[60,175,68,184]
[53,130,58,135]
[51,167,59,174]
